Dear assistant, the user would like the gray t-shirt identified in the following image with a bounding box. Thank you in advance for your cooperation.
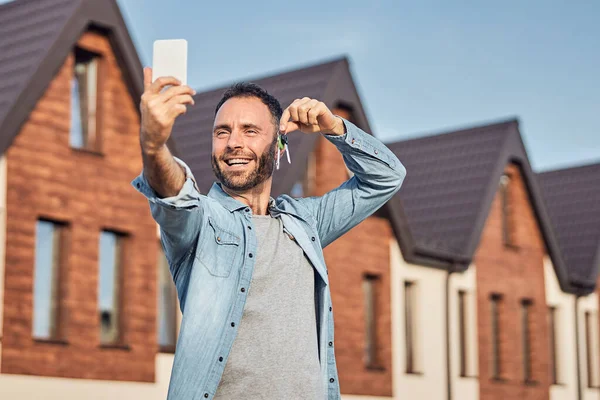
[214,214,324,400]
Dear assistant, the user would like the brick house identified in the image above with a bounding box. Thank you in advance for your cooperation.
[0,0,180,398]
[539,163,600,400]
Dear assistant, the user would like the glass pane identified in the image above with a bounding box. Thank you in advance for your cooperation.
[362,276,376,366]
[404,281,414,373]
[70,71,84,148]
[157,248,176,348]
[99,231,120,344]
[86,58,97,148]
[33,221,59,339]
[290,181,303,198]
[458,291,467,377]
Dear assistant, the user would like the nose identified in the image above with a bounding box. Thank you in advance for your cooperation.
[227,130,244,149]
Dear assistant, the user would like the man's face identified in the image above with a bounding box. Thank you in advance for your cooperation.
[211,97,277,191]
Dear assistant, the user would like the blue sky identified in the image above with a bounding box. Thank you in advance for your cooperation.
[5,0,599,171]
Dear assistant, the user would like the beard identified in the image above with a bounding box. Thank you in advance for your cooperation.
[211,137,277,191]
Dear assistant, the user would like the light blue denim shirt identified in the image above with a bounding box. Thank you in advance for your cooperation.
[132,118,406,400]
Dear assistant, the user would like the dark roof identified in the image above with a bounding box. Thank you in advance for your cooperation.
[538,162,600,291]
[0,0,144,155]
[170,56,373,196]
[385,119,575,293]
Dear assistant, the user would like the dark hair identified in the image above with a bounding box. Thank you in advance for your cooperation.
[215,82,283,130]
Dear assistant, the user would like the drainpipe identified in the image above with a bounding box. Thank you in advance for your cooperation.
[445,265,455,400]
[575,295,582,400]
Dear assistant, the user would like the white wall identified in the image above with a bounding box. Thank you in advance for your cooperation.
[390,240,447,399]
[449,265,479,400]
[578,290,600,400]
[544,257,578,400]
[0,154,6,372]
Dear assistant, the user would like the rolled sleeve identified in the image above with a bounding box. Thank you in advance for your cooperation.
[131,157,202,210]
[323,117,401,172]
[132,157,204,269]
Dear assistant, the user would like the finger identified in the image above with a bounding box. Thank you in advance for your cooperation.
[167,94,195,108]
[283,121,301,133]
[158,85,196,103]
[149,76,181,94]
[143,67,152,91]
[169,103,188,119]
[307,101,324,125]
[288,103,300,125]
[299,99,319,125]
[280,108,291,132]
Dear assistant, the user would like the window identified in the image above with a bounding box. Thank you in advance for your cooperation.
[548,306,560,384]
[499,174,514,247]
[521,299,533,382]
[458,291,468,377]
[404,281,420,373]
[33,220,66,340]
[490,293,502,379]
[98,231,123,345]
[71,47,99,151]
[363,274,381,368]
[585,311,600,388]
[157,246,178,351]
[290,181,304,198]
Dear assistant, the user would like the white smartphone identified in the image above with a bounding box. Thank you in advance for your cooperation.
[152,39,188,85]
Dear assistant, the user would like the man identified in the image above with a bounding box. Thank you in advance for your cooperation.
[132,67,406,400]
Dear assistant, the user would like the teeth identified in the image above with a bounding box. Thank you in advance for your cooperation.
[226,159,251,165]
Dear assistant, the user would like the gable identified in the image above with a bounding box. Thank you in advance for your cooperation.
[0,0,143,156]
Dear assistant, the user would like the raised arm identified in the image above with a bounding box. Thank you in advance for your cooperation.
[132,68,203,273]
[278,98,406,248]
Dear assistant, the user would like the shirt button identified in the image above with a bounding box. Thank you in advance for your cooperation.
[245,208,250,212]
[329,341,333,346]
[241,287,246,293]
[219,356,223,362]
[231,322,235,327]
[330,378,335,383]
[351,138,355,144]
[249,253,253,258]
[247,225,252,230]
[204,394,209,398]
[329,307,332,311]
[217,237,221,242]
[136,182,141,188]
[311,236,316,242]
[374,149,379,155]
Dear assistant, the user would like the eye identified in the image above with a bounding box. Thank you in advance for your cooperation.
[246,130,257,135]
[216,131,229,138]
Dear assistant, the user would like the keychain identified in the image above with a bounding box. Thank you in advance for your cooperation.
[276,133,291,170]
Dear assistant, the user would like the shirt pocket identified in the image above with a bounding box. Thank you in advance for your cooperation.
[196,217,241,278]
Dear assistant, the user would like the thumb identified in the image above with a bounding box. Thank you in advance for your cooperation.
[281,121,301,134]
[143,67,152,91]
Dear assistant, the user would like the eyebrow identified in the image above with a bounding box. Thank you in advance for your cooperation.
[213,123,263,132]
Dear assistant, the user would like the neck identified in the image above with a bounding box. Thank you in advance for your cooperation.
[221,177,273,215]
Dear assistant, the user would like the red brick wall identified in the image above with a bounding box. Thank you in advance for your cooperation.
[475,164,550,399]
[315,108,393,396]
[1,32,158,381]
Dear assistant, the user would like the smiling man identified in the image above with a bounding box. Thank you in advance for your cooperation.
[132,67,407,400]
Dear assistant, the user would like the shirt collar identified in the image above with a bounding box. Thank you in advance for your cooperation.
[208,182,278,214]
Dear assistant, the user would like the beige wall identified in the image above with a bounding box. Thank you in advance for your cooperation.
[449,265,479,400]
[0,155,6,371]
[578,290,600,400]
[0,353,173,399]
[544,257,578,400]
[390,240,446,399]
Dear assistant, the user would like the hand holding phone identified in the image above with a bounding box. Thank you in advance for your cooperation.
[139,39,193,154]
